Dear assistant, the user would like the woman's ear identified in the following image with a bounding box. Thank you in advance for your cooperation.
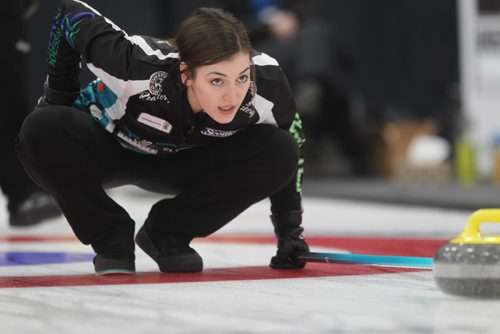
[179,62,190,85]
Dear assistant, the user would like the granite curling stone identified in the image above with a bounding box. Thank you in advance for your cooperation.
[433,209,500,298]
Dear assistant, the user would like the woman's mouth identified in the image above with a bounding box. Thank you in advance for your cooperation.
[218,106,236,114]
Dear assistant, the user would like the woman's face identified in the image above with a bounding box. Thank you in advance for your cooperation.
[183,51,251,124]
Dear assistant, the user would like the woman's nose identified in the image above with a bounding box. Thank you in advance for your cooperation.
[223,85,238,102]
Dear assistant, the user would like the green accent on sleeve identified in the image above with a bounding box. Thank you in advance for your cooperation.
[288,112,305,192]
[288,112,306,147]
[295,158,304,193]
[64,18,82,48]
[48,28,62,68]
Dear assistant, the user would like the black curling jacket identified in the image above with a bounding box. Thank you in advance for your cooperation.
[45,0,305,214]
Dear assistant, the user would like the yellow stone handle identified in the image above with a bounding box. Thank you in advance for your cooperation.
[451,209,500,244]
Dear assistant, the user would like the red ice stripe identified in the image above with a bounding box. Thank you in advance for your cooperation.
[0,236,78,242]
[0,263,426,289]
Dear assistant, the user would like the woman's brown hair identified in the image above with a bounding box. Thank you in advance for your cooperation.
[174,7,253,79]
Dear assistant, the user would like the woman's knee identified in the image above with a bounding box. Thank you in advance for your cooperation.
[17,105,75,164]
[271,128,300,167]
[252,125,300,180]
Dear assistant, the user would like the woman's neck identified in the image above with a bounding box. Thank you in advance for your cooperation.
[185,86,202,113]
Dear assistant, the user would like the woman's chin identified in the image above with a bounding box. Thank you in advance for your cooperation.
[212,113,236,124]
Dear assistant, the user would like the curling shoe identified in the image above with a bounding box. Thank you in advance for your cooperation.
[135,225,203,273]
[9,192,62,227]
[93,253,135,275]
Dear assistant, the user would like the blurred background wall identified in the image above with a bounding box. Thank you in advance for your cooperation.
[23,0,500,190]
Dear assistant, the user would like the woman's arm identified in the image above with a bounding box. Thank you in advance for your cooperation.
[44,0,136,104]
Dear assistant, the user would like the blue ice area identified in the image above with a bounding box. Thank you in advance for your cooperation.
[0,252,94,266]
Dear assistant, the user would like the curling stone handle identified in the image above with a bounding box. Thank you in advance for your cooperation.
[451,209,500,244]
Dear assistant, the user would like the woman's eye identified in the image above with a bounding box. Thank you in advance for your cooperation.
[238,75,249,83]
[211,79,223,86]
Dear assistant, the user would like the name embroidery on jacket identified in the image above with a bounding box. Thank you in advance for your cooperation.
[201,128,239,138]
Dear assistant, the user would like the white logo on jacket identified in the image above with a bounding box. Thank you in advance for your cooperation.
[201,128,239,138]
[139,71,169,102]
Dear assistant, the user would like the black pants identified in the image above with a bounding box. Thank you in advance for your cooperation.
[17,104,299,254]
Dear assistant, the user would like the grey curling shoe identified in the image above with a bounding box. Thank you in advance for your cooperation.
[93,254,136,275]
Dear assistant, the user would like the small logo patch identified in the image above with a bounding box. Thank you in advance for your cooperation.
[149,71,168,96]
[139,71,169,102]
[137,113,172,134]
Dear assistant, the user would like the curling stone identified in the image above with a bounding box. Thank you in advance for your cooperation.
[433,209,500,298]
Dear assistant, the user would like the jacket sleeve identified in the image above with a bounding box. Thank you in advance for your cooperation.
[45,0,136,103]
[268,69,306,216]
